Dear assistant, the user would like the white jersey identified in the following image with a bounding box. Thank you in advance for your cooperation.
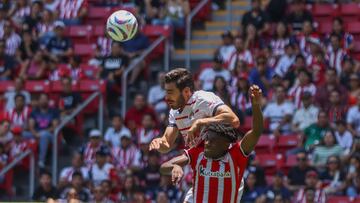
[168,90,224,147]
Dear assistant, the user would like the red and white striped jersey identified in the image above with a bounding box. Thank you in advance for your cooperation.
[57,0,88,20]
[37,22,55,36]
[185,142,248,203]
[2,33,21,56]
[9,140,29,160]
[59,166,89,182]
[327,48,347,75]
[288,83,316,108]
[230,91,251,113]
[13,6,30,19]
[270,38,290,57]
[5,106,31,127]
[97,36,112,57]
[137,128,159,145]
[111,145,141,170]
[228,50,254,71]
[82,143,102,167]
[295,188,326,203]
[168,90,224,148]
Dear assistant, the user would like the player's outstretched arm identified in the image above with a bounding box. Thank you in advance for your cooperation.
[149,126,178,153]
[160,154,189,185]
[241,85,264,155]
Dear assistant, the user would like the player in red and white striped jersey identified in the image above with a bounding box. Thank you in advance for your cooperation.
[149,68,240,152]
[160,86,263,203]
[160,85,263,203]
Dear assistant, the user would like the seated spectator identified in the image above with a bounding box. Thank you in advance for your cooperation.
[9,0,30,25]
[241,0,269,34]
[111,134,141,174]
[264,171,291,202]
[59,152,89,189]
[80,129,106,167]
[346,171,360,198]
[230,59,250,85]
[301,111,330,151]
[44,0,60,12]
[121,31,150,85]
[315,69,348,108]
[294,170,325,203]
[50,55,82,81]
[327,34,348,75]
[137,151,161,193]
[3,78,31,111]
[17,31,39,63]
[8,126,34,161]
[32,171,59,201]
[100,180,118,203]
[58,77,82,117]
[88,145,114,186]
[148,72,167,114]
[117,175,138,202]
[327,90,348,127]
[136,113,159,145]
[312,131,343,169]
[22,1,43,33]
[28,93,59,168]
[19,50,48,80]
[242,172,266,203]
[0,39,16,81]
[46,21,73,63]
[199,54,231,91]
[288,69,316,108]
[90,185,114,203]
[347,73,360,106]
[335,119,353,154]
[243,23,263,53]
[0,119,12,146]
[326,17,354,52]
[297,20,320,59]
[152,0,189,31]
[153,175,181,202]
[5,94,31,128]
[104,114,131,148]
[285,0,313,32]
[56,0,88,25]
[287,151,316,192]
[320,155,346,195]
[346,93,360,137]
[270,21,291,58]
[0,21,21,56]
[263,85,295,136]
[125,94,157,133]
[0,5,7,37]
[230,73,252,115]
[307,46,326,86]
[60,172,91,202]
[216,31,235,64]
[37,9,55,46]
[212,76,231,106]
[228,36,254,70]
[249,55,273,97]
[274,43,296,78]
[292,92,319,133]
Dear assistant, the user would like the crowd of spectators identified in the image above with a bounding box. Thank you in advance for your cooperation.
[0,0,359,202]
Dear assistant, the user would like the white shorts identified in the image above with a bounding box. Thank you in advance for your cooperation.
[184,179,244,203]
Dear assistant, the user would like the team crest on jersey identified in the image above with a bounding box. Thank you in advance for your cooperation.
[199,166,231,178]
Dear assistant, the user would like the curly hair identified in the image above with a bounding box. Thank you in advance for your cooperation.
[164,68,194,91]
[205,123,239,142]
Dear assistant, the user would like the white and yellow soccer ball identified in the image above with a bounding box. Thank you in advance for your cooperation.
[106,10,138,42]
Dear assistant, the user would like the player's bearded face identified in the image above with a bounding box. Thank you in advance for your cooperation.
[165,83,186,109]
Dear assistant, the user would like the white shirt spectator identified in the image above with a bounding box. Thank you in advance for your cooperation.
[198,68,231,91]
[335,130,353,152]
[218,45,236,63]
[292,105,319,131]
[104,127,131,148]
[3,90,31,111]
[274,54,296,77]
[60,166,89,182]
[148,84,167,113]
[88,163,114,186]
[264,101,295,132]
[228,50,253,70]
[347,106,360,136]
[2,32,21,56]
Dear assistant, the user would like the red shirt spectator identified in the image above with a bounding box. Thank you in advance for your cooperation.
[125,94,157,131]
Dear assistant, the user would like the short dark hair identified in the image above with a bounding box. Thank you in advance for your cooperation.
[40,170,52,178]
[205,123,239,142]
[164,68,194,91]
[72,171,83,179]
[14,93,25,101]
[330,33,341,41]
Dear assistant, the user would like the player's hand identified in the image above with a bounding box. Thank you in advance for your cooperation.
[187,119,201,145]
[249,85,262,106]
[171,165,184,185]
[149,138,169,151]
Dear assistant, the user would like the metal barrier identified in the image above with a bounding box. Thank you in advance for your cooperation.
[185,0,210,69]
[0,150,35,198]
[52,91,103,184]
[121,35,169,117]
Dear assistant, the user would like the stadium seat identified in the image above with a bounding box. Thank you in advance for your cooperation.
[274,135,299,154]
[281,155,297,174]
[51,80,79,93]
[255,135,275,154]
[86,7,112,25]
[256,154,284,175]
[327,196,355,203]
[0,81,15,93]
[353,41,360,53]
[312,4,339,17]
[65,25,93,44]
[142,25,172,60]
[189,0,212,21]
[318,22,332,35]
[347,22,360,34]
[74,44,97,61]
[25,80,50,93]
[80,64,100,80]
[340,3,360,16]
[79,80,106,114]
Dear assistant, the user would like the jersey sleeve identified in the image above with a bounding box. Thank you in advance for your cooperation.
[184,145,204,170]
[193,91,225,117]
[229,141,250,166]
[168,110,177,127]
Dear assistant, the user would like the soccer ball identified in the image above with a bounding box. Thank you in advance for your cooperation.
[106,10,138,42]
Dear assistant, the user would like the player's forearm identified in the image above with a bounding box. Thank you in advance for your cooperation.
[199,112,240,128]
[160,162,175,175]
[252,103,263,137]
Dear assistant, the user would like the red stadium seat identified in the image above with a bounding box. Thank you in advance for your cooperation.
[65,25,93,44]
[51,80,79,93]
[255,135,275,154]
[353,41,360,53]
[74,44,97,61]
[0,81,15,93]
[25,80,50,93]
[142,25,172,60]
[318,22,333,35]
[88,7,112,19]
[256,154,284,175]
[93,25,105,37]
[79,80,106,114]
[189,0,212,21]
[274,135,299,154]
[312,4,339,17]
[340,3,360,16]
[327,196,355,203]
[240,116,252,133]
[347,22,360,34]
[281,155,297,174]
[80,64,100,80]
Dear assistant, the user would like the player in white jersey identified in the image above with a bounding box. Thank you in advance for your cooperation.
[149,68,240,203]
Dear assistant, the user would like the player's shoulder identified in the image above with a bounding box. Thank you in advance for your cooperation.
[193,90,219,100]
